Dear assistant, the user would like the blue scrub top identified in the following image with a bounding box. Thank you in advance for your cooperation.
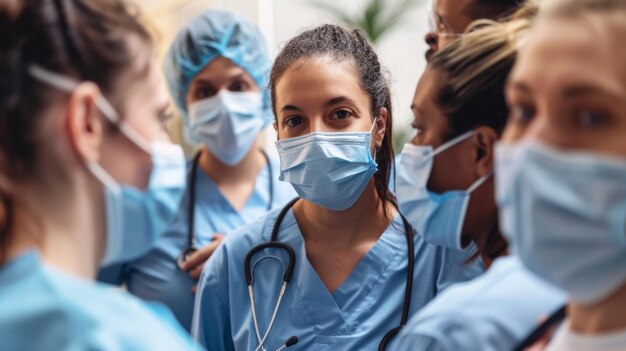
[0,251,200,350]
[99,154,296,331]
[390,256,567,351]
[192,207,485,350]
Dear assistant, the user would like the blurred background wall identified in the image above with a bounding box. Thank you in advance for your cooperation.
[134,0,429,155]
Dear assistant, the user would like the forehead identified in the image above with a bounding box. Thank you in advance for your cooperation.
[193,56,248,81]
[275,56,368,104]
[511,17,626,92]
[436,0,473,14]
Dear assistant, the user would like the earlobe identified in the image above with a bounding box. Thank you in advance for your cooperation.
[65,82,105,166]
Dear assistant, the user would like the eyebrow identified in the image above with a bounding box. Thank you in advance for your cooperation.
[281,104,304,113]
[191,73,248,87]
[325,96,356,108]
[563,85,622,103]
[506,80,533,94]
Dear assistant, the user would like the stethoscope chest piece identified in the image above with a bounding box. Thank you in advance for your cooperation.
[177,246,198,270]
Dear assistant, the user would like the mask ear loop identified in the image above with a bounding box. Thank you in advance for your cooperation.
[430,130,475,159]
[370,117,381,159]
[28,65,153,154]
[467,171,493,194]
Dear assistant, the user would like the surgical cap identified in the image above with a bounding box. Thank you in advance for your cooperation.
[164,10,272,122]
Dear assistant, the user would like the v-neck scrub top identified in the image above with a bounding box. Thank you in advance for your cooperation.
[99,154,296,331]
[192,207,485,350]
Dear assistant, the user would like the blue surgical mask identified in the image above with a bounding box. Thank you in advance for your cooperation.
[29,65,186,266]
[495,141,626,304]
[188,91,267,165]
[396,131,491,250]
[117,142,186,265]
[276,122,378,211]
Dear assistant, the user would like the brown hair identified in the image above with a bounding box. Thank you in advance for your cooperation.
[429,19,531,262]
[269,25,397,222]
[0,0,152,263]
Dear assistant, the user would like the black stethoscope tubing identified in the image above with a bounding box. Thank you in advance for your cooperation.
[178,149,274,268]
[244,197,415,350]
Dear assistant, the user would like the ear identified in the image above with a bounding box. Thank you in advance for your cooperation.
[374,107,388,148]
[64,82,106,166]
[471,126,498,177]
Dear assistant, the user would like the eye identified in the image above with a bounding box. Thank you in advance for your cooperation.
[195,86,216,100]
[284,115,305,128]
[158,110,174,124]
[228,80,251,92]
[331,109,354,120]
[578,110,608,128]
[509,105,535,124]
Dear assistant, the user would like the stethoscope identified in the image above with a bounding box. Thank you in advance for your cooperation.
[244,197,415,351]
[177,149,274,269]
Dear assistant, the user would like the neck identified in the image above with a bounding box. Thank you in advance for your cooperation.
[199,140,265,184]
[569,282,626,334]
[6,172,103,279]
[294,180,394,249]
[464,177,505,269]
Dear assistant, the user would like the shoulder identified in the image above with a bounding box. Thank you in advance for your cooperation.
[41,267,198,350]
[397,256,566,351]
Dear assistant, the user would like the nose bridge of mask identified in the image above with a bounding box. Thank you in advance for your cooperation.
[220,90,263,113]
[28,65,153,155]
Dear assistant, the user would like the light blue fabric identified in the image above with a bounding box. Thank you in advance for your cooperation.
[0,251,200,351]
[496,141,626,305]
[276,130,378,211]
[99,154,296,332]
[188,91,268,165]
[390,256,567,351]
[163,9,271,121]
[192,207,485,350]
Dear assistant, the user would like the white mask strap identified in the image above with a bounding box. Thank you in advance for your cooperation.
[87,161,122,194]
[467,171,493,194]
[431,130,474,158]
[28,65,152,154]
[369,117,379,134]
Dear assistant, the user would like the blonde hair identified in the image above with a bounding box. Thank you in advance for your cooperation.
[541,0,626,16]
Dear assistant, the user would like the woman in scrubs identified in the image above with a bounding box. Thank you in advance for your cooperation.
[391,14,565,351]
[496,0,626,349]
[0,0,197,349]
[98,9,295,331]
[193,24,484,351]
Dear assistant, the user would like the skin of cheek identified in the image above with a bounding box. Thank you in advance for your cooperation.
[99,62,165,190]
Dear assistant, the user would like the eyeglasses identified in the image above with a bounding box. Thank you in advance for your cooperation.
[427,3,464,39]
